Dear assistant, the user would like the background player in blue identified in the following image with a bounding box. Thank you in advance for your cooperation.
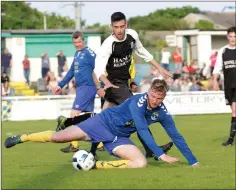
[5,79,199,169]
[52,31,98,152]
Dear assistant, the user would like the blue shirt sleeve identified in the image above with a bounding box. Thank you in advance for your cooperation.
[86,48,96,70]
[88,52,96,71]
[159,106,199,165]
[58,61,74,89]
[129,97,164,158]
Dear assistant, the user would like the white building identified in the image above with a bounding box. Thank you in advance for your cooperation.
[1,29,103,82]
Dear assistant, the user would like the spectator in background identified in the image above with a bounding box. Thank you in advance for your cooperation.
[130,82,138,93]
[40,52,50,78]
[56,50,67,77]
[189,80,201,91]
[58,65,69,95]
[160,47,171,71]
[1,48,12,77]
[1,72,10,84]
[210,51,218,75]
[46,72,58,95]
[188,60,198,75]
[172,47,183,74]
[22,54,30,85]
[1,81,15,97]
[182,60,189,75]
[181,79,190,92]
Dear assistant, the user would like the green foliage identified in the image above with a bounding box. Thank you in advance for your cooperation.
[86,23,111,40]
[129,6,201,31]
[155,40,167,50]
[1,2,75,29]
[194,20,214,30]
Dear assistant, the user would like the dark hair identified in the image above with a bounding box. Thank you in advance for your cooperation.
[227,26,236,34]
[150,79,168,93]
[111,12,126,23]
[72,31,84,40]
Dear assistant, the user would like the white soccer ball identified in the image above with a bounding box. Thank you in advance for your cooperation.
[72,150,96,171]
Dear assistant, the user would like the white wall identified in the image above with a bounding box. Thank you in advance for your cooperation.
[5,37,26,82]
[87,36,102,54]
[28,57,74,82]
[6,35,102,82]
[197,34,212,68]
[211,36,227,52]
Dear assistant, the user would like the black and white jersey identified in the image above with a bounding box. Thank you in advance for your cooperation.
[213,45,236,89]
[95,29,153,81]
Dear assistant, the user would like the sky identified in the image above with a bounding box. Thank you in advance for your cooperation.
[28,1,236,26]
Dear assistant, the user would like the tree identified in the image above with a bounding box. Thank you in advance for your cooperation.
[194,20,214,30]
[128,6,200,31]
[1,1,75,30]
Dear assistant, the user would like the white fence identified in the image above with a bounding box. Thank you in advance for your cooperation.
[1,91,231,121]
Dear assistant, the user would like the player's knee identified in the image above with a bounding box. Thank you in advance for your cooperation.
[50,133,64,143]
[133,158,147,168]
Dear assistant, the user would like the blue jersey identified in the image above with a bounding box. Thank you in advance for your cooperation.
[58,47,96,88]
[99,93,198,165]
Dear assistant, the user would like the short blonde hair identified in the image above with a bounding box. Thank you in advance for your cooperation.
[150,79,168,93]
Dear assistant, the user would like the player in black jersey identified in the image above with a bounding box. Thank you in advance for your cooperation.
[58,12,174,157]
[213,26,236,146]
[92,12,173,157]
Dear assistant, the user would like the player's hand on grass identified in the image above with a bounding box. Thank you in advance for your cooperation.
[191,162,200,167]
[52,86,61,95]
[159,154,179,163]
[97,88,105,98]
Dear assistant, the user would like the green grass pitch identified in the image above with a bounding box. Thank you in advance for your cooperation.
[2,114,235,189]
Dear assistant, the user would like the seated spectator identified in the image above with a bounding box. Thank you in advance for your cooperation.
[188,60,198,74]
[169,76,181,92]
[181,79,190,92]
[1,72,10,84]
[46,72,58,95]
[2,81,15,96]
[189,80,201,91]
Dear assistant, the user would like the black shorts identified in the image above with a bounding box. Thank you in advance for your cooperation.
[225,88,236,105]
[104,80,133,105]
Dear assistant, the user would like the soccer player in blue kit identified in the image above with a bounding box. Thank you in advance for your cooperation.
[5,79,199,169]
[52,31,98,151]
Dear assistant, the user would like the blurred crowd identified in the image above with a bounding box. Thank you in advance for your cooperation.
[138,47,223,93]
[1,46,223,97]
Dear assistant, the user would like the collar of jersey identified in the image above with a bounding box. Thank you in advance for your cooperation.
[76,46,87,52]
[226,44,236,49]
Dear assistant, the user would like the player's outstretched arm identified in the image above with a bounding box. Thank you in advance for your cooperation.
[129,97,179,163]
[160,113,199,166]
[130,29,172,79]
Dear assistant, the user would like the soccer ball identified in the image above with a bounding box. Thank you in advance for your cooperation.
[72,150,96,171]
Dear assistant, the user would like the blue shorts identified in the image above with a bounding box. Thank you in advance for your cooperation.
[77,115,134,157]
[72,86,96,112]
